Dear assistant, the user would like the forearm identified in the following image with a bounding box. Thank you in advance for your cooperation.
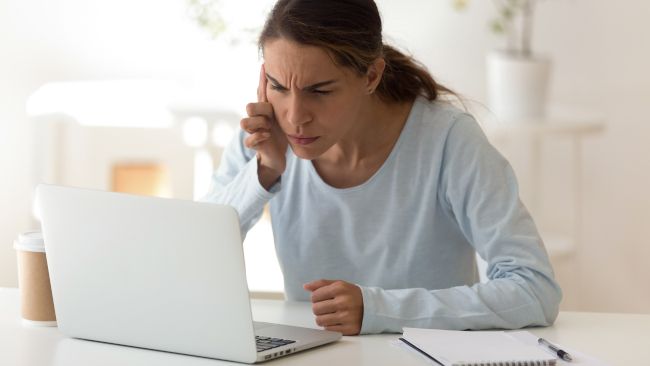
[358,270,561,334]
[201,158,278,235]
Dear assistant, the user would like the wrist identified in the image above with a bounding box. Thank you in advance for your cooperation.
[257,154,282,191]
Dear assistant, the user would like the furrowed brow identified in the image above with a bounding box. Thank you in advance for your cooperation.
[266,73,337,90]
[266,74,287,89]
[304,80,337,90]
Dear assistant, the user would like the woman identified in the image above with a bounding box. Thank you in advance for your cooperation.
[203,0,562,335]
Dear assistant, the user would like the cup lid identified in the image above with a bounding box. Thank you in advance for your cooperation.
[13,231,45,252]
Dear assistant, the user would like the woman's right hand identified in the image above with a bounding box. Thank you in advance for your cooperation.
[241,65,288,190]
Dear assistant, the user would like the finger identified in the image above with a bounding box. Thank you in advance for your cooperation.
[310,284,340,303]
[303,279,336,292]
[244,132,271,149]
[325,324,358,336]
[315,312,343,327]
[240,115,271,133]
[257,64,268,103]
[312,298,338,316]
[246,102,273,118]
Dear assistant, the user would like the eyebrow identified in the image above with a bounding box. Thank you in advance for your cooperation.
[266,73,337,91]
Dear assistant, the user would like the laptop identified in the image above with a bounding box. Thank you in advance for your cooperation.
[35,184,341,363]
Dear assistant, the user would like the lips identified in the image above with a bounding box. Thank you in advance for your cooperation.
[288,135,319,145]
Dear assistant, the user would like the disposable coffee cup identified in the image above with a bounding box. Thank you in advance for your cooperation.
[14,230,57,327]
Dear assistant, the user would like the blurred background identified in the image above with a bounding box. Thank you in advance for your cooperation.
[1,0,648,312]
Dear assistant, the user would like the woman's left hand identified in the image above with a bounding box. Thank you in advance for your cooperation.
[303,279,364,336]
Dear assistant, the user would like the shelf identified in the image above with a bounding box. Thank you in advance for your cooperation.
[542,233,576,258]
[485,119,605,137]
[475,105,606,138]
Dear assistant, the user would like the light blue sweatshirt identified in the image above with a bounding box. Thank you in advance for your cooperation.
[202,97,562,334]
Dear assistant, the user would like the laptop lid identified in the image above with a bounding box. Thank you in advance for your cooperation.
[36,184,259,363]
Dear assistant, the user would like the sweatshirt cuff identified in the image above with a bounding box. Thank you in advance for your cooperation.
[248,156,282,197]
[237,158,280,226]
[358,285,383,335]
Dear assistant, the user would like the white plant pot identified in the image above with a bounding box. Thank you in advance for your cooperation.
[486,51,551,122]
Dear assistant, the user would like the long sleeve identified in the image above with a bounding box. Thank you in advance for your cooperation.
[358,114,562,334]
[200,129,280,236]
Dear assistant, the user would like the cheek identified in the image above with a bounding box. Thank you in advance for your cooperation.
[326,98,360,126]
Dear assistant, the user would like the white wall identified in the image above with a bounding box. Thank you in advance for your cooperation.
[1,0,649,312]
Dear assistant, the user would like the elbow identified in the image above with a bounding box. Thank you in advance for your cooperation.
[507,269,563,328]
[544,284,562,326]
[532,275,563,326]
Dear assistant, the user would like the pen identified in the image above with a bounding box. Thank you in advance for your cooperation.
[398,338,443,365]
[538,337,573,362]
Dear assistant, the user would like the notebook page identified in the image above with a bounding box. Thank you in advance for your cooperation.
[403,328,556,366]
[506,331,612,366]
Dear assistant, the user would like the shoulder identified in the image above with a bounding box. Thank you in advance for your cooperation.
[406,98,499,177]
[409,97,484,145]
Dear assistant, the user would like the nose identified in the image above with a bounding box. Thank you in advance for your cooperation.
[286,94,311,127]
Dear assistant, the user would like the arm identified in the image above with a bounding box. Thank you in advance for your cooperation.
[358,114,562,334]
[201,65,287,236]
[200,128,280,236]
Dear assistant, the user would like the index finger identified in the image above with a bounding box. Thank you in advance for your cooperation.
[257,64,268,103]
[310,283,337,303]
[304,279,335,292]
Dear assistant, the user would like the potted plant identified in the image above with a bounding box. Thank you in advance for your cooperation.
[185,0,270,45]
[454,0,552,121]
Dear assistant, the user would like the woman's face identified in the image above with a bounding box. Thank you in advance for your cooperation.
[263,38,374,160]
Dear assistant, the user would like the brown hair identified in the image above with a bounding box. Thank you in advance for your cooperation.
[258,0,456,103]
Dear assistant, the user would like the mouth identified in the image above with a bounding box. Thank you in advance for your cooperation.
[287,135,320,145]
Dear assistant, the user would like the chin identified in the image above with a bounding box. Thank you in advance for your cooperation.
[289,144,322,160]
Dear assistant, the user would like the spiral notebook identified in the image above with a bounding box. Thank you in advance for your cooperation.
[401,328,557,366]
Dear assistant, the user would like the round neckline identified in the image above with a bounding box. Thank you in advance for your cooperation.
[306,97,422,194]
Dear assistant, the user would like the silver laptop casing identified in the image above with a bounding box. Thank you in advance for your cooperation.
[36,184,341,363]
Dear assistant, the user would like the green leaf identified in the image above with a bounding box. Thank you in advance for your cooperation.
[501,7,514,19]
[490,19,505,34]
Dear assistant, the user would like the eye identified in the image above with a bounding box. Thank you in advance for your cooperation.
[269,84,287,92]
[312,90,332,95]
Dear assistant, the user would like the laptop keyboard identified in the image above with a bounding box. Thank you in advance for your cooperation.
[255,336,296,352]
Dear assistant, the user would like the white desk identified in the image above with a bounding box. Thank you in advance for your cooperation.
[1,288,648,366]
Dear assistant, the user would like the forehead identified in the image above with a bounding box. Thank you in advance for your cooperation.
[262,38,349,83]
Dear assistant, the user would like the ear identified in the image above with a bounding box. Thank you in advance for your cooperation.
[365,58,386,94]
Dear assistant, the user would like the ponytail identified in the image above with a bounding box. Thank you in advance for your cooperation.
[378,44,456,103]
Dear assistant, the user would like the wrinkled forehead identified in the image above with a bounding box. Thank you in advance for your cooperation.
[262,38,353,86]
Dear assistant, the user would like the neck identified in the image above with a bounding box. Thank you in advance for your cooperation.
[317,97,413,168]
